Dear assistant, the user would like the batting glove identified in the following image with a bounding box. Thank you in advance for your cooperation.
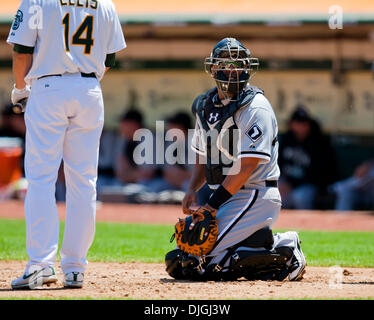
[11,84,31,105]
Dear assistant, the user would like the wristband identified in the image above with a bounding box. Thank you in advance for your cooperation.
[13,85,28,94]
[207,185,233,210]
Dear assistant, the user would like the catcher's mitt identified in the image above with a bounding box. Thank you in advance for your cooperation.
[174,206,218,256]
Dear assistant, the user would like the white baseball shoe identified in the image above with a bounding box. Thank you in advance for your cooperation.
[287,231,307,281]
[11,266,57,290]
[63,272,84,288]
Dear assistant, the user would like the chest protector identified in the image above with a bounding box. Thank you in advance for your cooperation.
[192,86,264,186]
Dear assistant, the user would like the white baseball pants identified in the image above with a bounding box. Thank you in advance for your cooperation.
[24,73,104,274]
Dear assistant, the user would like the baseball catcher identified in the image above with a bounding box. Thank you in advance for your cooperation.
[166,38,306,281]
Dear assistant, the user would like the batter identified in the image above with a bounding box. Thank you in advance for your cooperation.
[8,0,126,289]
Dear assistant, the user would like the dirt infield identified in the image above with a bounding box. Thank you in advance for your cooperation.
[0,261,373,299]
[0,200,373,299]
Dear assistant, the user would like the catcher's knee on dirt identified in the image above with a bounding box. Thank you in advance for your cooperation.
[204,244,293,281]
[165,249,202,280]
[165,249,184,279]
[229,247,293,281]
[203,227,281,281]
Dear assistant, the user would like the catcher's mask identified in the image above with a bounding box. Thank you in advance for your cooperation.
[204,38,259,101]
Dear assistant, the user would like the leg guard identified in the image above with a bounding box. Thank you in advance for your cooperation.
[229,247,293,281]
[165,249,203,280]
[165,249,184,279]
[203,227,279,281]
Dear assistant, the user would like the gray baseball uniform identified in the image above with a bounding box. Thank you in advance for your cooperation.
[191,85,298,268]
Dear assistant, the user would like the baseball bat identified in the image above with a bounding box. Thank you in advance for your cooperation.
[12,98,28,114]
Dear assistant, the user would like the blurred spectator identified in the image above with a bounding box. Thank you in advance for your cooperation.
[0,103,26,174]
[278,106,338,209]
[160,111,194,192]
[164,111,213,204]
[331,157,374,211]
[97,127,121,188]
[0,104,27,200]
[0,103,26,140]
[98,109,212,204]
[115,109,158,185]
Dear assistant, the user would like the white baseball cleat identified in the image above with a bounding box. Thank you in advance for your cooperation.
[287,231,307,281]
[11,266,57,290]
[63,272,84,288]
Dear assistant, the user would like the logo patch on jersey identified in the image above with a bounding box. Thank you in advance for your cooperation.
[208,112,220,124]
[246,124,263,142]
[12,10,23,30]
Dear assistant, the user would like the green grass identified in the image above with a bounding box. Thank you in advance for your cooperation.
[89,222,175,262]
[0,219,175,263]
[286,230,374,267]
[0,219,373,267]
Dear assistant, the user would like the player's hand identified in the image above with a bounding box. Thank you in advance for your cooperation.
[11,85,31,105]
[189,204,217,231]
[182,190,198,216]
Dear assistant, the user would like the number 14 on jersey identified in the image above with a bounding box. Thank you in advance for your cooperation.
[62,13,94,55]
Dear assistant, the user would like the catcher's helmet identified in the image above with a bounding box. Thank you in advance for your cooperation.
[204,38,259,99]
